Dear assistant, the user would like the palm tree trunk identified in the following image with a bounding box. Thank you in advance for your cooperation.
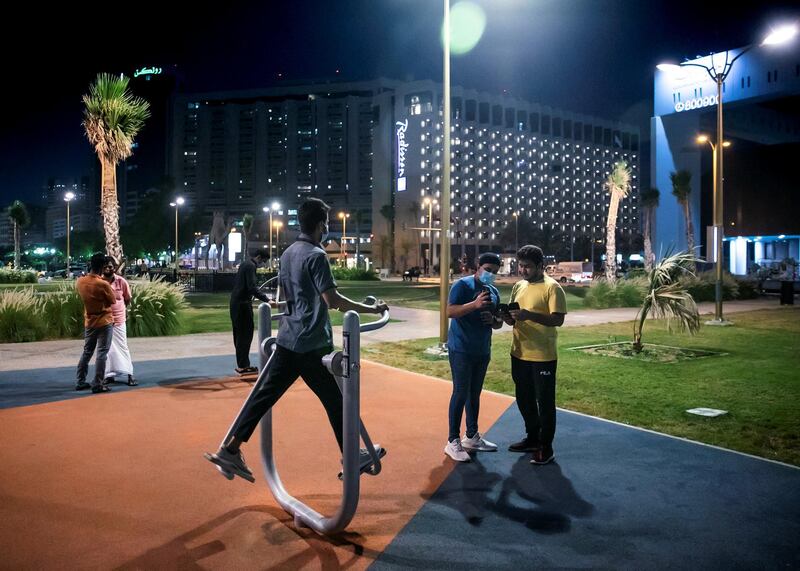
[605,194,619,281]
[100,158,124,268]
[643,208,653,271]
[13,220,20,269]
[684,201,694,253]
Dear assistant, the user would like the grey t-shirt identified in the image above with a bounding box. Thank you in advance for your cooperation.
[276,235,337,353]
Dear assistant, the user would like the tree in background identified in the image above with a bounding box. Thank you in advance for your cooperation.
[7,200,30,269]
[603,161,632,281]
[670,170,694,254]
[640,187,660,270]
[82,73,150,268]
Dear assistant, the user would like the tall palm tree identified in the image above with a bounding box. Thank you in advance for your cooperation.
[241,214,254,257]
[640,187,660,270]
[632,249,701,353]
[82,73,150,269]
[670,170,694,254]
[7,200,30,269]
[603,161,632,281]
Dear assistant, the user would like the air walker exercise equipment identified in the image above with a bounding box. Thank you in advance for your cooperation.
[214,297,390,535]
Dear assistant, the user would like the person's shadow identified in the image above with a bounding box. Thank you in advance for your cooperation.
[422,456,503,526]
[491,456,594,534]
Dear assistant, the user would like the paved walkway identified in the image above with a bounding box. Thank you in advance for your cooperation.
[0,298,781,372]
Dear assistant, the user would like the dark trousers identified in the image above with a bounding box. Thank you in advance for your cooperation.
[76,324,113,387]
[232,344,344,450]
[448,351,491,442]
[230,302,254,369]
[511,356,558,447]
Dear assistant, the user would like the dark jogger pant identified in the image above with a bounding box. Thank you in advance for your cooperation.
[230,302,254,369]
[232,344,344,450]
[510,356,558,447]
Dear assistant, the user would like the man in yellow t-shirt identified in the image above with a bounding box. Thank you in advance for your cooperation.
[500,245,567,465]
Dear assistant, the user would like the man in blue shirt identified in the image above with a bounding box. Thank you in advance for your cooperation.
[444,252,503,462]
[205,198,388,482]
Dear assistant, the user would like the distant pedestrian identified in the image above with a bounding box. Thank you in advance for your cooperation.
[229,248,271,375]
[74,252,116,394]
[102,256,137,387]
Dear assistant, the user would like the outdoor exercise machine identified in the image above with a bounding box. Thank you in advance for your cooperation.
[213,297,390,535]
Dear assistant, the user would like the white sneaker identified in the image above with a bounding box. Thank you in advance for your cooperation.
[444,438,471,462]
[461,432,498,452]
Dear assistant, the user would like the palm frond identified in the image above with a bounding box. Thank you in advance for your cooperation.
[670,170,692,202]
[603,161,632,199]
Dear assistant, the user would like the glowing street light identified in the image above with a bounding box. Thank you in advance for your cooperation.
[263,202,281,270]
[658,24,796,324]
[169,197,185,271]
[64,192,75,277]
[338,212,350,264]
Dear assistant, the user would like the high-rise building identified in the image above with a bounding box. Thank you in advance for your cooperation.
[170,79,639,265]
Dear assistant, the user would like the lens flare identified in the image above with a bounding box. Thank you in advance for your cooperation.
[443,2,486,55]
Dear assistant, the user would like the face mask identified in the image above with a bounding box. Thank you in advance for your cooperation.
[478,268,496,286]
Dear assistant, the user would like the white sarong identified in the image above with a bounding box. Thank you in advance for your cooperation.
[106,322,134,377]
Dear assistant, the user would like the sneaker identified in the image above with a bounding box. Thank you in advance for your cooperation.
[531,446,555,465]
[508,437,541,453]
[444,438,471,462]
[338,445,387,480]
[461,432,498,452]
[75,382,91,391]
[204,447,255,483]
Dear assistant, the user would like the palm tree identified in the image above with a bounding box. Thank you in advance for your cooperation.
[670,170,694,254]
[632,249,701,352]
[82,73,150,269]
[379,203,396,272]
[603,161,632,281]
[399,238,413,271]
[7,200,30,269]
[640,187,660,270]
[241,214,254,257]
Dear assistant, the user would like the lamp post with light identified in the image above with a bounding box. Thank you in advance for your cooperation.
[658,24,797,324]
[169,197,185,272]
[64,191,75,277]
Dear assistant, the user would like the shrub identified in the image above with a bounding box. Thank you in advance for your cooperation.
[0,289,46,342]
[679,270,739,302]
[564,285,588,299]
[735,278,760,300]
[0,269,36,284]
[39,283,84,338]
[583,278,645,309]
[330,266,379,281]
[127,277,187,337]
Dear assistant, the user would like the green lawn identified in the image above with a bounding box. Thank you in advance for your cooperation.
[362,308,800,466]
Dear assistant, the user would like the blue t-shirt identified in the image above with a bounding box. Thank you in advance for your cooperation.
[447,275,500,356]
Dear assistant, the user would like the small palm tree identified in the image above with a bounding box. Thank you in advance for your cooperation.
[603,161,632,281]
[640,187,660,270]
[241,214,254,257]
[670,170,694,254]
[7,200,30,269]
[632,249,701,353]
[82,73,150,269]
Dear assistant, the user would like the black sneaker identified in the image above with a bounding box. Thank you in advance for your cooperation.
[508,437,541,453]
[204,447,255,483]
[75,382,91,391]
[531,446,555,465]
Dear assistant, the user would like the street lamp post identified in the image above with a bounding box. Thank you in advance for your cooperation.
[658,24,797,324]
[439,0,452,347]
[263,202,280,270]
[338,212,350,266]
[274,221,283,258]
[64,192,75,277]
[423,197,437,275]
[169,197,185,272]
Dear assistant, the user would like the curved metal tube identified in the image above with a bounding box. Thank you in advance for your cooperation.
[254,299,390,534]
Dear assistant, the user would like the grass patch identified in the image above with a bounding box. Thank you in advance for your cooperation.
[362,308,800,466]
[569,342,724,363]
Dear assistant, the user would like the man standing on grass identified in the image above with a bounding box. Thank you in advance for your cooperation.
[75,252,116,394]
[229,248,270,375]
[501,245,567,465]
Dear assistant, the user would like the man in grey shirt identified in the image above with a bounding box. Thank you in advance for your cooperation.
[206,198,388,482]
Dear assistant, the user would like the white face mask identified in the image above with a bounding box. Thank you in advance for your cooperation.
[478,268,496,286]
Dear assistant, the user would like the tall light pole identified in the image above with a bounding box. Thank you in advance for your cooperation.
[658,23,797,325]
[263,201,280,270]
[338,211,350,265]
[169,197,185,272]
[512,211,519,252]
[274,221,283,258]
[64,191,75,277]
[438,0,452,347]
[423,197,437,275]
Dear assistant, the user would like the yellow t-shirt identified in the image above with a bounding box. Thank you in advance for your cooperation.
[510,275,567,362]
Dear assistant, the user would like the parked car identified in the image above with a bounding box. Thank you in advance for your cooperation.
[403,266,422,282]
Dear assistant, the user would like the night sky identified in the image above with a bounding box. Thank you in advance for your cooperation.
[1,0,797,206]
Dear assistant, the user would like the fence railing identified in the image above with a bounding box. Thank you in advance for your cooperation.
[143,270,278,293]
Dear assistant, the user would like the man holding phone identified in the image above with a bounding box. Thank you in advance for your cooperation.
[500,245,567,465]
[444,252,504,462]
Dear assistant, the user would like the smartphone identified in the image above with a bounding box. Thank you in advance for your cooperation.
[497,303,509,314]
